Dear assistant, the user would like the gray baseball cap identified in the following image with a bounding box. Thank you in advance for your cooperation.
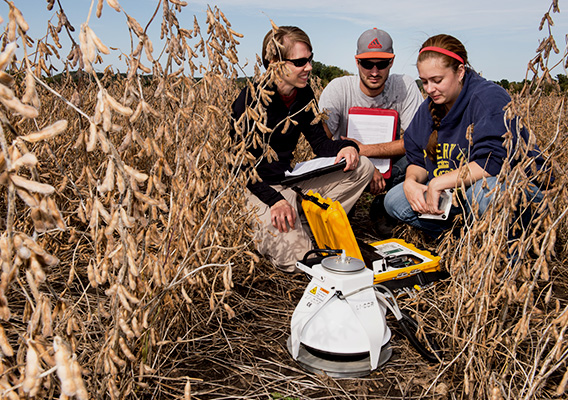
[356,28,395,59]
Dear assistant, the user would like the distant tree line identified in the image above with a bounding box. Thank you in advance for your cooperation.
[413,74,568,95]
[494,74,568,93]
[311,61,351,86]
[232,60,350,89]
[241,62,568,95]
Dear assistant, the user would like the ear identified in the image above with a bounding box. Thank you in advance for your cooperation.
[457,64,466,82]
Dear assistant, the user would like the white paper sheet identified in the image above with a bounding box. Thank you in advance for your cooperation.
[347,113,395,173]
[285,157,339,177]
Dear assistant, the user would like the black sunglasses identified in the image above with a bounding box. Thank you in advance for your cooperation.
[358,59,392,70]
[283,53,314,67]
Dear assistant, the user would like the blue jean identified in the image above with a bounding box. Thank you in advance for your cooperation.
[384,177,544,238]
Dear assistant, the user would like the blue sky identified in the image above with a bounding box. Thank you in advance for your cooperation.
[2,0,567,82]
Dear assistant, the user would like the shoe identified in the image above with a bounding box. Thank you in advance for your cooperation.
[369,194,397,239]
[369,194,384,222]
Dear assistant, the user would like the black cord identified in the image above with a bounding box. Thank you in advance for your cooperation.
[301,248,342,266]
[396,310,443,363]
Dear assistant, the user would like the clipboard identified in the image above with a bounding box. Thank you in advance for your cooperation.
[347,107,398,179]
[281,158,347,186]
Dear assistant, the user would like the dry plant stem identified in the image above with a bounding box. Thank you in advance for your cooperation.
[31,73,90,120]
[0,124,16,262]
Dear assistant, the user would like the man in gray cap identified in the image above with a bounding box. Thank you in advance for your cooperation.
[318,28,423,236]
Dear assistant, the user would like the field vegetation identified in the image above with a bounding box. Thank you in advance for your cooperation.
[0,1,566,399]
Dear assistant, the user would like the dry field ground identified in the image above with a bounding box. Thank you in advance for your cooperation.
[0,1,567,399]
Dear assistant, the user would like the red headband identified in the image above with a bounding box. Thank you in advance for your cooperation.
[420,46,464,64]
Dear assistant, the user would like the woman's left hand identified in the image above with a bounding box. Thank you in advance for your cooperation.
[336,146,359,171]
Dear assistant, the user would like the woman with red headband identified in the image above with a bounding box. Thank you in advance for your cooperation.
[383,34,548,238]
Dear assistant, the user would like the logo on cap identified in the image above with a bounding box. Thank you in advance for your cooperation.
[368,38,383,49]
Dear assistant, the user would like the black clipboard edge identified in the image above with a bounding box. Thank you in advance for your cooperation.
[280,159,347,186]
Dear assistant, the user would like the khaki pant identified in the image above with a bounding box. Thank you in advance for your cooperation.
[246,156,374,272]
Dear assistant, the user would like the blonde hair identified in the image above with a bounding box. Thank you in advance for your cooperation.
[261,26,312,69]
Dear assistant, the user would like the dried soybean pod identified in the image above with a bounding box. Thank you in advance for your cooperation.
[184,379,191,400]
[0,323,13,357]
[21,120,68,143]
[12,4,29,32]
[142,308,150,329]
[106,0,121,12]
[0,83,14,100]
[105,91,133,116]
[119,318,135,339]
[108,346,126,368]
[107,378,120,400]
[47,197,66,230]
[10,174,55,195]
[124,165,148,182]
[54,336,77,397]
[131,316,142,337]
[556,368,568,397]
[41,296,53,337]
[34,340,55,367]
[22,344,42,396]
[0,42,17,70]
[9,152,38,171]
[118,337,136,362]
[29,254,46,283]
[86,122,98,152]
[96,0,103,17]
[223,303,236,319]
[87,259,98,288]
[71,356,88,400]
[119,284,139,304]
[86,25,110,55]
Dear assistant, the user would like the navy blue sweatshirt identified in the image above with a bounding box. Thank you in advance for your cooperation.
[230,83,358,207]
[405,70,545,180]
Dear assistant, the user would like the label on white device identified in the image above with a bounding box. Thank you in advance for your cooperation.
[305,284,330,305]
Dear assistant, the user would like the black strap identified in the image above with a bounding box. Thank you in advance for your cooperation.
[292,186,329,210]
[379,270,450,291]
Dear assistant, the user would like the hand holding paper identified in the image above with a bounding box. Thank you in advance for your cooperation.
[336,146,359,171]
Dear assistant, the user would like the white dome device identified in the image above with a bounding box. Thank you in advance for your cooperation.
[287,250,403,377]
[286,188,446,377]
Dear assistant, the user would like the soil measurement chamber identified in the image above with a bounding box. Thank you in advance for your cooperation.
[286,189,447,377]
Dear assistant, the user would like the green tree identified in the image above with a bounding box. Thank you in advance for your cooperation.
[499,79,510,90]
[557,74,568,92]
[311,61,351,86]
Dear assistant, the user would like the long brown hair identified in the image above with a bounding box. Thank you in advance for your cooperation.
[418,34,469,163]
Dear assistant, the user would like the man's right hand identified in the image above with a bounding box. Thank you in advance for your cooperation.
[270,199,296,233]
[369,168,386,194]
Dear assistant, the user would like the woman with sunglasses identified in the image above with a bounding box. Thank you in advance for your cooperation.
[383,34,549,238]
[230,26,374,272]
